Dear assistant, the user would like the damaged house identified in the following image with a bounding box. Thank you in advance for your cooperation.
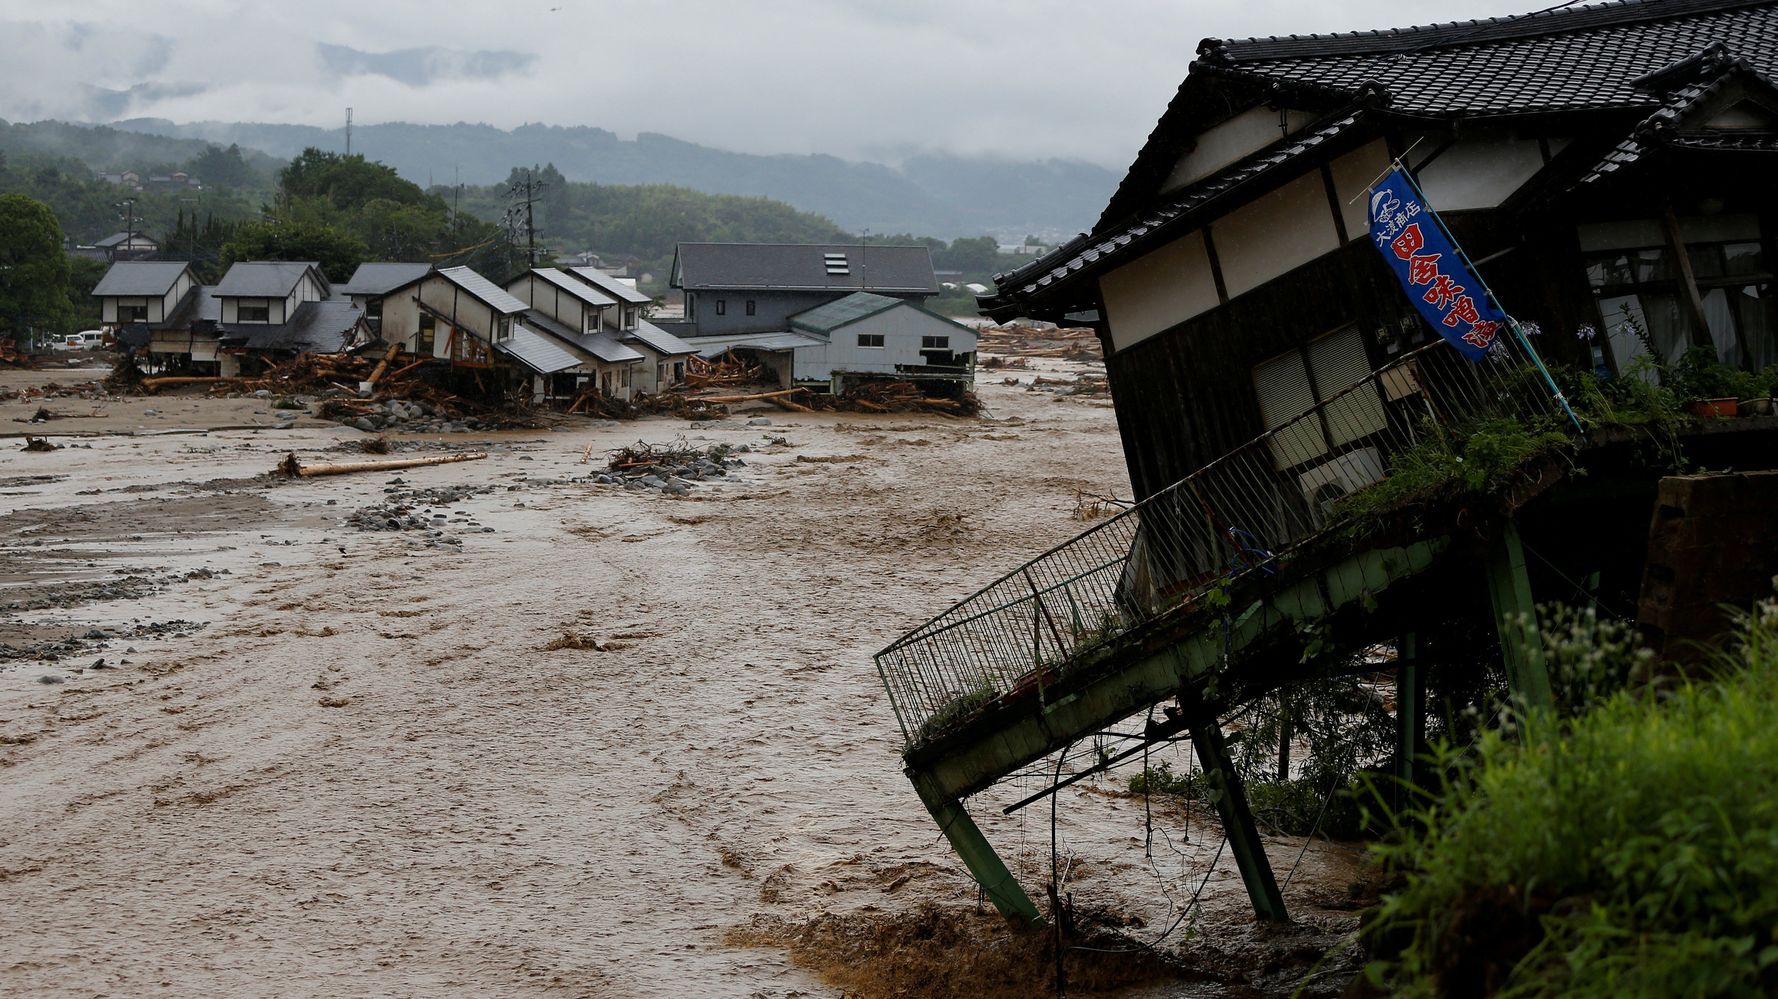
[559,265,698,395]
[98,259,370,374]
[502,267,646,403]
[878,0,1778,926]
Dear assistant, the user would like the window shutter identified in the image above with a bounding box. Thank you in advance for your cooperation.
[1309,326,1387,447]
[1253,350,1326,468]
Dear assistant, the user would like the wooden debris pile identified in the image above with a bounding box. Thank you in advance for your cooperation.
[0,339,24,368]
[818,380,983,416]
[685,352,766,388]
[605,437,713,472]
[21,436,60,452]
[977,324,1101,362]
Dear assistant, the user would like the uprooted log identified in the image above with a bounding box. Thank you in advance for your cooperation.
[21,436,60,452]
[364,343,402,388]
[142,375,248,393]
[275,451,488,478]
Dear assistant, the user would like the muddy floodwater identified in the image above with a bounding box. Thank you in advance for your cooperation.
[0,360,1367,997]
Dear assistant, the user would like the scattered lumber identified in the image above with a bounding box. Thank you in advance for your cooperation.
[275,451,488,478]
[21,436,59,452]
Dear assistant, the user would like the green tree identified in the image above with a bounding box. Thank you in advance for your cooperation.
[66,255,109,329]
[935,235,998,274]
[0,193,75,344]
[185,143,257,189]
[281,147,441,212]
[220,219,367,283]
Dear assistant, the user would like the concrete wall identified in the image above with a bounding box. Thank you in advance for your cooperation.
[1639,470,1778,662]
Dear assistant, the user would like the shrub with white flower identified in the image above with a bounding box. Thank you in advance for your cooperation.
[1575,322,1598,342]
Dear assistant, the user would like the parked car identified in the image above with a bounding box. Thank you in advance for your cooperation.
[56,331,106,350]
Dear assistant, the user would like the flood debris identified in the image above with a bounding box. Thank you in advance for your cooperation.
[977,324,1103,362]
[591,437,746,494]
[21,436,60,452]
[275,451,489,478]
[345,482,496,546]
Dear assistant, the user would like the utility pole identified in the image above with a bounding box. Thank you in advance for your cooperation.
[116,199,141,259]
[345,107,353,156]
[506,170,546,268]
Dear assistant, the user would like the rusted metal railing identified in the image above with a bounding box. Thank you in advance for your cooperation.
[876,335,1558,746]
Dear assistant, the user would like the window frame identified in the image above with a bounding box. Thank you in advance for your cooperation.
[857,332,885,348]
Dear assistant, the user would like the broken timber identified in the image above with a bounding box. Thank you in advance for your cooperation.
[275,451,488,478]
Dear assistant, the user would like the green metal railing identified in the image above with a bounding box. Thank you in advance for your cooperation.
[876,335,1558,746]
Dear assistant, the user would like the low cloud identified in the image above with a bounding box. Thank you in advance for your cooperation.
[315,43,536,87]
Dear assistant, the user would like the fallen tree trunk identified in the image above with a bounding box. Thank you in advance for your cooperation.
[275,451,488,478]
[142,376,247,392]
[698,388,804,403]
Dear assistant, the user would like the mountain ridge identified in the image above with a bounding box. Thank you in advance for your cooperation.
[104,117,1116,240]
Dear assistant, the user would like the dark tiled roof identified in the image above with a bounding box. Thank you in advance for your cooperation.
[339,262,433,296]
[674,243,938,294]
[988,0,1778,318]
[1578,47,1778,182]
[92,260,192,297]
[94,231,156,248]
[1201,0,1778,117]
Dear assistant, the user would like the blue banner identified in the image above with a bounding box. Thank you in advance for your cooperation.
[1367,167,1505,362]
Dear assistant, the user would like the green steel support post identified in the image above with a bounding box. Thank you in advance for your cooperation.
[1395,632,1425,810]
[1484,521,1552,712]
[1187,710,1288,922]
[908,769,1041,924]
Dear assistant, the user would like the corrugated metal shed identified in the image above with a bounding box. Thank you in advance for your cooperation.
[92,261,193,297]
[566,265,651,305]
[436,266,529,315]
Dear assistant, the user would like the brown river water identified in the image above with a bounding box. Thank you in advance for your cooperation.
[0,362,1367,997]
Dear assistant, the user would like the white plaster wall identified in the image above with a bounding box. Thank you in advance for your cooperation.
[1409,131,1547,212]
[1162,106,1318,193]
[1213,170,1341,299]
[1328,140,1393,242]
[1098,231,1219,351]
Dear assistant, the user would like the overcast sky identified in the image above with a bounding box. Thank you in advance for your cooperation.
[2,0,1548,168]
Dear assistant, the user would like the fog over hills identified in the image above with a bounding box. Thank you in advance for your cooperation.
[108,118,1118,241]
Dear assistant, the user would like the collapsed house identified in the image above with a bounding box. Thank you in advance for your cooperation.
[98,260,371,374]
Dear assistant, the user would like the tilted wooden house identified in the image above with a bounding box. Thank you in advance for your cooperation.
[982,0,1778,500]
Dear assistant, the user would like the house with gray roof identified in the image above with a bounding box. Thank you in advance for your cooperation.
[339,262,434,330]
[670,242,939,338]
[92,231,160,262]
[688,291,977,391]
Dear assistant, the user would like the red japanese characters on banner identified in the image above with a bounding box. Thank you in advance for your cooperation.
[1369,168,1507,361]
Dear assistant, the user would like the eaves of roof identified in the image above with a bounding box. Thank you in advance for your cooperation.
[981,108,1371,320]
